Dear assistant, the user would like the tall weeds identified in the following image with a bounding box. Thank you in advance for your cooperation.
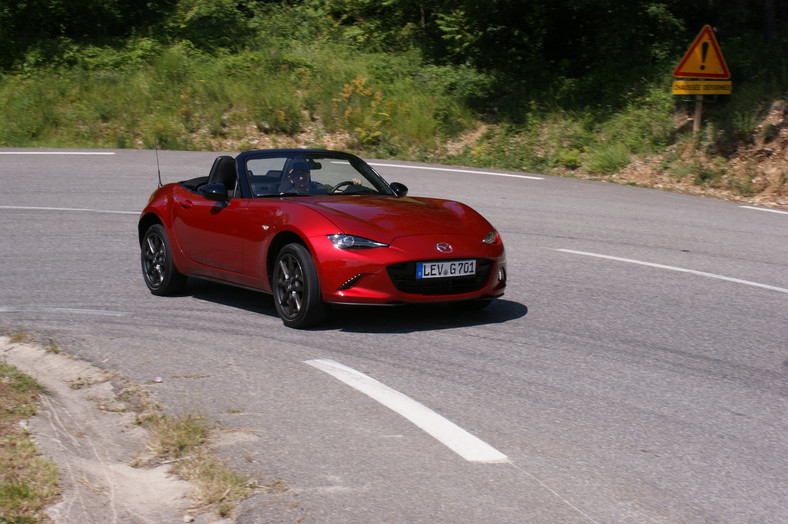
[0,41,481,155]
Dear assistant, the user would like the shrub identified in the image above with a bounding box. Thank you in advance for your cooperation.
[582,143,632,175]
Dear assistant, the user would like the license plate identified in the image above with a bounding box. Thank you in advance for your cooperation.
[417,260,476,279]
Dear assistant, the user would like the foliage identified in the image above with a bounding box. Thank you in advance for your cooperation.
[0,0,175,69]
[168,0,256,51]
[0,0,787,200]
[4,1,785,87]
[0,35,485,153]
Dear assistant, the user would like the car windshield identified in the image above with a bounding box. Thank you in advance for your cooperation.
[245,153,394,197]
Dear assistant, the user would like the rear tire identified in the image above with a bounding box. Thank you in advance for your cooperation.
[272,243,327,328]
[141,224,186,296]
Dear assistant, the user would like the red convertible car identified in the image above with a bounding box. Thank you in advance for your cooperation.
[139,149,506,328]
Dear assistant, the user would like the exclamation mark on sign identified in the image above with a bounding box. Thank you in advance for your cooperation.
[700,42,709,70]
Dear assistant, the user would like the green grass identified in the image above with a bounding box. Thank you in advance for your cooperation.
[0,41,479,156]
[581,143,632,175]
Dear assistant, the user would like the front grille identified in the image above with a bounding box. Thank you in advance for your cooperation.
[387,259,493,295]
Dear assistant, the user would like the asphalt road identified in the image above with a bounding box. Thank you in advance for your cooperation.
[1,148,786,523]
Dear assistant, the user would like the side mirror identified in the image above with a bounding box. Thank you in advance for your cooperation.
[390,182,408,197]
[200,183,229,202]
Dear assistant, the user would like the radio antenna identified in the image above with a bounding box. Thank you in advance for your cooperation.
[154,139,162,188]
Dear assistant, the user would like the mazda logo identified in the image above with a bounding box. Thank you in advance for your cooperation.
[436,242,453,253]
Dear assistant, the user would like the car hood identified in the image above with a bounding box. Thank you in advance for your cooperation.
[300,196,490,243]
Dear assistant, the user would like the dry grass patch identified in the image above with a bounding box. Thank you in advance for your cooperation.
[0,359,60,522]
[144,412,257,519]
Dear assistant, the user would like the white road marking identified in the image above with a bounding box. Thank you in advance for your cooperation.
[0,205,137,215]
[306,359,601,521]
[739,205,788,215]
[0,151,115,155]
[0,307,129,316]
[304,358,508,463]
[557,249,788,294]
[368,162,543,180]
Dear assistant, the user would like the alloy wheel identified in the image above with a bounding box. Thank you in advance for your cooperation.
[275,252,304,319]
[143,232,167,288]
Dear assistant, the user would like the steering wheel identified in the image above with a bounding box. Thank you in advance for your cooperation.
[330,180,356,193]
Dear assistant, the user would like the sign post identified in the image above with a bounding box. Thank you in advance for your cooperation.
[672,25,731,133]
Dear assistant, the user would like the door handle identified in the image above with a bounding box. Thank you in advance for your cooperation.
[179,199,194,209]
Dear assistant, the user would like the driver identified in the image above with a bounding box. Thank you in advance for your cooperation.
[277,159,363,195]
[279,163,326,195]
[288,167,313,193]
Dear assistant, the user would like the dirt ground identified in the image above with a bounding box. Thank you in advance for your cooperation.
[0,337,226,524]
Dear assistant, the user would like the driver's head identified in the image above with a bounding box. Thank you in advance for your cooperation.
[288,167,311,192]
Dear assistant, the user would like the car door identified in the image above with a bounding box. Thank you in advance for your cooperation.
[242,200,291,284]
[172,185,248,274]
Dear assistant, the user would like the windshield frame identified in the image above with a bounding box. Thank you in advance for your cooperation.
[237,149,396,198]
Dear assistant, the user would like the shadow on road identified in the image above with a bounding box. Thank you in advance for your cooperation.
[186,279,528,333]
[328,300,528,333]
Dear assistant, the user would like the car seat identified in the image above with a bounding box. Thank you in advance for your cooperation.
[207,155,237,195]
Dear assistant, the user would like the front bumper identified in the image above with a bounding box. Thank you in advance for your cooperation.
[312,233,507,305]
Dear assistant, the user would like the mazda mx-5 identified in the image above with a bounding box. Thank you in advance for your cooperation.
[138,149,506,328]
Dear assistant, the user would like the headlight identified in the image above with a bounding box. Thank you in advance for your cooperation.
[328,234,388,249]
[482,229,500,245]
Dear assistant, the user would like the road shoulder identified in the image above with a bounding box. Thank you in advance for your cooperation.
[1,336,199,523]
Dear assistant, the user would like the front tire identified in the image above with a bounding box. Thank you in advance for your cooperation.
[272,243,327,328]
[141,224,186,296]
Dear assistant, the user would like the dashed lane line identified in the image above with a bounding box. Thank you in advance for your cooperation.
[304,358,508,463]
[739,205,788,215]
[557,249,788,294]
[368,162,544,180]
[0,205,137,215]
[0,151,115,155]
[0,307,129,316]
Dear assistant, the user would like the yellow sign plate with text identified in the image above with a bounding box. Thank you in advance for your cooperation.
[672,80,732,95]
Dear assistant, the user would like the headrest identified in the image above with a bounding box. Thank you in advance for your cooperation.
[292,159,321,171]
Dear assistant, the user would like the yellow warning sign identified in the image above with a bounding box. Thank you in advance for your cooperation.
[673,25,730,79]
[672,81,732,95]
